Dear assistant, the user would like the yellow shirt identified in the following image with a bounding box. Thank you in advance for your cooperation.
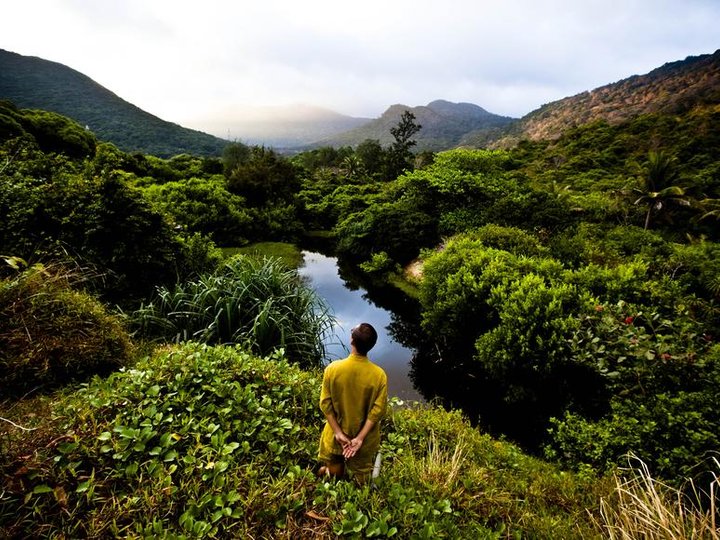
[318,353,388,463]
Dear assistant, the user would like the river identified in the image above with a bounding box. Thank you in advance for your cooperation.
[298,251,423,402]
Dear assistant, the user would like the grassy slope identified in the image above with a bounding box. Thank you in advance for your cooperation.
[0,343,608,538]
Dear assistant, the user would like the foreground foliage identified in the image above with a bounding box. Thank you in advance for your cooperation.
[0,261,133,398]
[0,343,609,538]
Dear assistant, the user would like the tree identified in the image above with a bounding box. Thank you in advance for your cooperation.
[222,142,251,178]
[355,139,385,179]
[633,150,690,230]
[340,155,365,181]
[227,146,300,206]
[385,110,422,179]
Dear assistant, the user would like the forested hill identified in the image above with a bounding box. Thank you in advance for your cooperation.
[311,99,515,151]
[0,49,227,157]
[488,49,720,147]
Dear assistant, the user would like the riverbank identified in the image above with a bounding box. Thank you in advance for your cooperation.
[0,342,611,538]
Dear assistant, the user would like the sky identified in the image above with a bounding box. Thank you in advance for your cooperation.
[2,0,719,134]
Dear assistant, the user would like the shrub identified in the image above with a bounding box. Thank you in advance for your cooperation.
[335,201,438,265]
[465,224,547,257]
[546,301,720,482]
[132,256,333,368]
[142,178,253,246]
[0,263,133,397]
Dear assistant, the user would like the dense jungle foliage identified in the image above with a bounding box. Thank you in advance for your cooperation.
[2,99,720,536]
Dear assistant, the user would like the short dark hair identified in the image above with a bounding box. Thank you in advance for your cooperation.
[351,323,377,355]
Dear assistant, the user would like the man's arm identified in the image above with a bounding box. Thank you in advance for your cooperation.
[325,412,351,448]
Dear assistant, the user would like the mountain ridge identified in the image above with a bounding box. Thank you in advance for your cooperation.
[486,49,720,147]
[309,99,516,151]
[0,49,228,157]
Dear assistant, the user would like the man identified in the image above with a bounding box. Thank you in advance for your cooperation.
[318,323,388,482]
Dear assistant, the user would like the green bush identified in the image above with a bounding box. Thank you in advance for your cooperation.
[464,224,547,257]
[0,263,133,397]
[142,177,253,246]
[419,236,564,353]
[335,201,438,265]
[132,256,333,368]
[546,302,719,482]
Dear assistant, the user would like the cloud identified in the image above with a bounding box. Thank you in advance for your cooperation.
[2,0,718,125]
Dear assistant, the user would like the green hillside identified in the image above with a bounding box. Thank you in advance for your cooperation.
[486,49,720,148]
[0,49,227,157]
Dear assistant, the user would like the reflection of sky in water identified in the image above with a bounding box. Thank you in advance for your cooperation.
[298,251,422,401]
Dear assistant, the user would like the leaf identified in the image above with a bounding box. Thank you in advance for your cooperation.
[76,480,91,493]
[221,442,240,455]
[33,484,53,494]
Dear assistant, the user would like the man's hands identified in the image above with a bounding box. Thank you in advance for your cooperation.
[342,437,364,459]
[326,413,374,460]
[334,430,363,458]
[334,430,351,448]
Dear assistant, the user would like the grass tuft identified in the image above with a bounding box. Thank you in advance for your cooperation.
[599,455,720,539]
[0,261,133,397]
[132,255,334,368]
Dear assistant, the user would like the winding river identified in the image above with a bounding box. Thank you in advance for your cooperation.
[298,251,423,402]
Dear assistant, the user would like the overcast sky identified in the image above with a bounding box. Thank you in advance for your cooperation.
[2,0,719,132]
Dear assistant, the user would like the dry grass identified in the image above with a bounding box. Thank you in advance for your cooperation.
[599,455,719,540]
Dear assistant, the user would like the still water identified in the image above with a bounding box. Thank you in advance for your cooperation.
[298,251,423,402]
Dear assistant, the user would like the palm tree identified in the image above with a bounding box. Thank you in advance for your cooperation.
[633,150,691,230]
[340,155,365,181]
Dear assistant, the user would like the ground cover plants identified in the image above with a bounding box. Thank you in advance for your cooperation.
[1,342,611,538]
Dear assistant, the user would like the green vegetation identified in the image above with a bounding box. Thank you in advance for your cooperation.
[2,69,720,535]
[132,256,332,368]
[0,260,133,398]
[1,342,609,538]
[223,242,304,269]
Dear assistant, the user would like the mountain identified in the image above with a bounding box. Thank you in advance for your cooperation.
[195,104,371,149]
[488,49,720,148]
[311,100,515,151]
[0,49,228,157]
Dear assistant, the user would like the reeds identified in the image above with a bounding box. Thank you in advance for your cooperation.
[599,455,719,539]
[133,255,334,368]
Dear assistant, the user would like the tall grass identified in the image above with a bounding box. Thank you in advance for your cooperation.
[600,455,719,539]
[133,255,334,368]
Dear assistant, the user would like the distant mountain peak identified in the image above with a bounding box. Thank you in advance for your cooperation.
[309,100,515,152]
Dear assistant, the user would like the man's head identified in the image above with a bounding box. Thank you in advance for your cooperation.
[351,323,378,356]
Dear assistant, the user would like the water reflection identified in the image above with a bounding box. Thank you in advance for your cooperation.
[298,251,423,402]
